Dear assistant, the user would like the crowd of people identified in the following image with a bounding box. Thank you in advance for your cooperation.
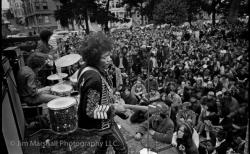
[49,20,249,154]
[18,18,249,154]
[104,20,248,154]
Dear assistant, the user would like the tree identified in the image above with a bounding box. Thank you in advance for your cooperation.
[185,0,201,26]
[200,0,221,25]
[54,0,74,29]
[218,0,248,23]
[201,0,248,25]
[55,0,124,34]
[72,0,100,34]
[153,0,188,26]
[143,0,162,23]
[54,0,98,34]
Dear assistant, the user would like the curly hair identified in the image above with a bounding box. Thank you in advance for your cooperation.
[27,53,46,70]
[39,30,53,43]
[79,32,113,67]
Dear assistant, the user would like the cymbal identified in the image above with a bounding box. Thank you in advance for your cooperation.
[47,73,68,81]
[55,54,82,67]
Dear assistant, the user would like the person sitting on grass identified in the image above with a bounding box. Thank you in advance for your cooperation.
[134,102,174,144]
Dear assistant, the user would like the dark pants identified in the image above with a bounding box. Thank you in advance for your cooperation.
[95,123,128,154]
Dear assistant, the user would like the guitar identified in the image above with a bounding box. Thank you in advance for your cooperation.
[122,104,162,114]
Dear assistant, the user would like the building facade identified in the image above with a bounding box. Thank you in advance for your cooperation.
[107,0,148,28]
[21,0,61,33]
[7,0,25,19]
[2,9,11,38]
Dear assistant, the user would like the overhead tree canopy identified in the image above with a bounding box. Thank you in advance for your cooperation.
[55,0,127,33]
[143,0,162,22]
[185,0,201,25]
[200,0,248,24]
[153,0,188,26]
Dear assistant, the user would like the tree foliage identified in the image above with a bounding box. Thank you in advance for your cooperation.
[54,0,122,33]
[200,0,248,24]
[185,0,201,24]
[153,0,188,26]
[54,0,74,28]
[143,0,162,22]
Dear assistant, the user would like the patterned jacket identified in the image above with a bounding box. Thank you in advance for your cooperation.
[77,66,115,130]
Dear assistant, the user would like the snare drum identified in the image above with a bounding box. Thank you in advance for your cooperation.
[47,97,78,134]
[51,84,73,96]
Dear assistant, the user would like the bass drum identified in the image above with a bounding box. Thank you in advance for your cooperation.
[47,97,78,134]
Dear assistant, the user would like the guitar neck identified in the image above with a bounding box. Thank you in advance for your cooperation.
[123,104,149,111]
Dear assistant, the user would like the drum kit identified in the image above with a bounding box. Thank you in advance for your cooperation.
[45,54,82,135]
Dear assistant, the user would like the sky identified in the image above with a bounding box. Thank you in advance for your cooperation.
[2,0,10,10]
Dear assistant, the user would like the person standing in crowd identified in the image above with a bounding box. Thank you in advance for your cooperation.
[113,50,129,73]
[77,32,128,154]
[16,53,59,106]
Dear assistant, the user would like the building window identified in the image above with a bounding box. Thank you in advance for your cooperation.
[44,16,49,23]
[42,0,48,10]
[35,0,40,10]
[38,15,43,23]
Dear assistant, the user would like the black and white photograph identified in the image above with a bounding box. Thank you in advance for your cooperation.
[1,0,249,153]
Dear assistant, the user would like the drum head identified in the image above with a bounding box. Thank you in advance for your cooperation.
[51,84,72,93]
[55,54,82,67]
[47,73,68,80]
[47,97,76,110]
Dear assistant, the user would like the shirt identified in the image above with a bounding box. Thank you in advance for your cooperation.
[16,66,38,98]
[77,66,114,130]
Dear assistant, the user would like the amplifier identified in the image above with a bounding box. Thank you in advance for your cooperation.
[2,56,25,140]
[2,46,25,79]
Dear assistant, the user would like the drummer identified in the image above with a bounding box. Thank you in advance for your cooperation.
[36,30,57,59]
[35,30,59,86]
[17,53,59,106]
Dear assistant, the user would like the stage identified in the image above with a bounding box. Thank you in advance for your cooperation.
[22,109,174,154]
